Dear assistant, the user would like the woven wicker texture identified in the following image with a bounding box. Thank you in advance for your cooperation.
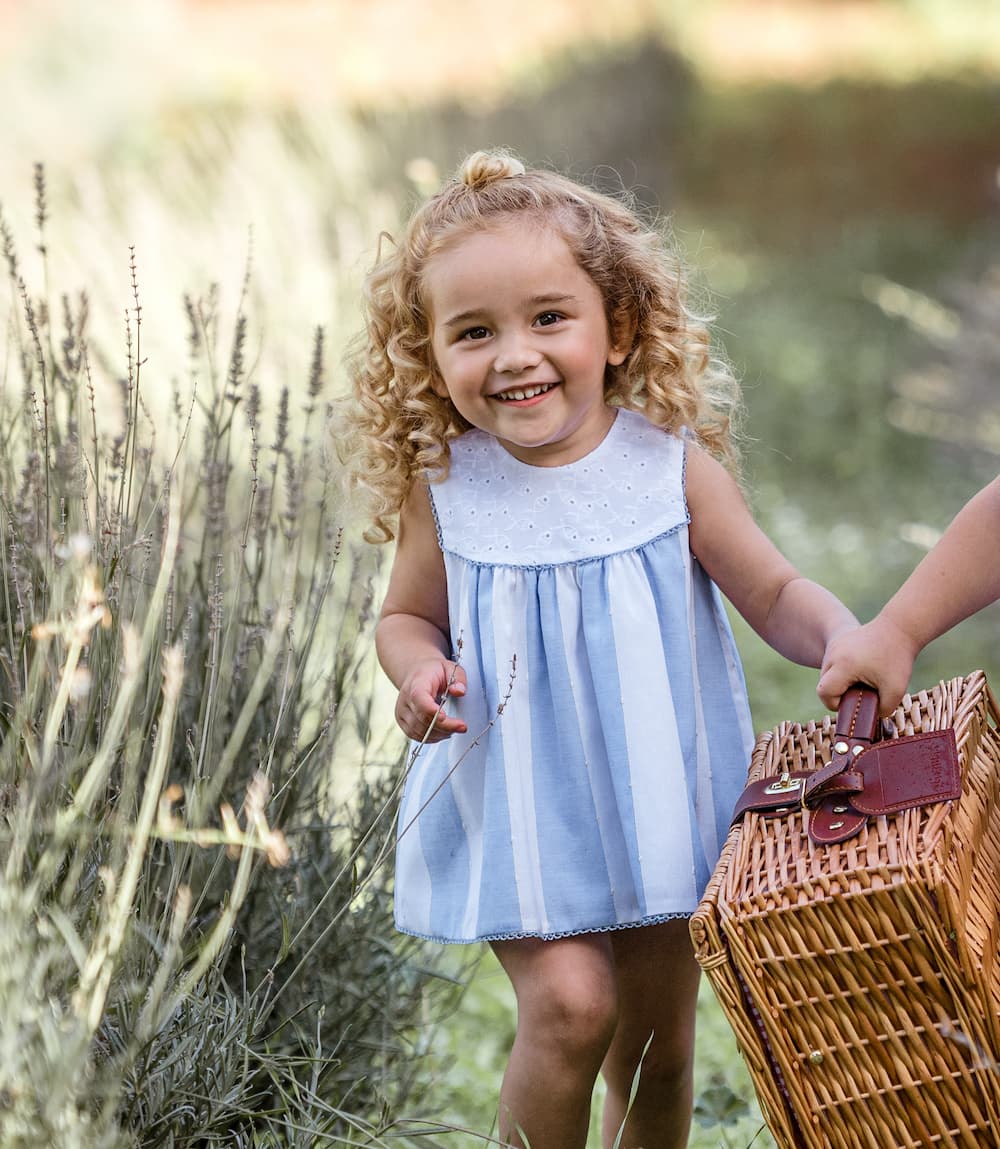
[691,671,1000,1149]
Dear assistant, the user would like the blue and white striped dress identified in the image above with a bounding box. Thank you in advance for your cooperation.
[394,408,754,944]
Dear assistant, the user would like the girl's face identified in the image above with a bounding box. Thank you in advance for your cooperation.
[423,221,629,467]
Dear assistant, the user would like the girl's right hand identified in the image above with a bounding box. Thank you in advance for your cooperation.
[395,659,469,742]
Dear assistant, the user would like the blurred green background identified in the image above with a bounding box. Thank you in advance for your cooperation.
[2,1,998,1143]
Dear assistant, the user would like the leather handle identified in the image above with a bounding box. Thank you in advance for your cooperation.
[802,683,881,806]
[834,684,880,743]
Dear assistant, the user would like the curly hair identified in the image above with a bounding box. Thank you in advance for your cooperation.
[343,149,741,542]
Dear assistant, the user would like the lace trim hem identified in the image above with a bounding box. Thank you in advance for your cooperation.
[395,910,693,947]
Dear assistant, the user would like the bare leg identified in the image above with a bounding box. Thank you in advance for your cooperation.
[491,933,620,1149]
[600,920,701,1149]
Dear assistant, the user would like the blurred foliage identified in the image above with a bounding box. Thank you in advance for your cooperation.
[676,77,1000,726]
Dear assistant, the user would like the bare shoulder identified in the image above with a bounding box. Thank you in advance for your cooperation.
[684,444,749,536]
[398,478,439,540]
[391,480,444,573]
[685,443,798,613]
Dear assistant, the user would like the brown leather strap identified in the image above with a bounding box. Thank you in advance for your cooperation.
[730,770,812,825]
[807,797,869,844]
[802,684,880,806]
[850,729,960,815]
[729,687,958,846]
[802,767,864,802]
[835,684,880,742]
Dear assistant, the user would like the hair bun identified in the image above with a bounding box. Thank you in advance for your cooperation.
[458,150,526,189]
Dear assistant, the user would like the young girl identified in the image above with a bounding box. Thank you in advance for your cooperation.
[818,475,1000,716]
[346,150,858,1149]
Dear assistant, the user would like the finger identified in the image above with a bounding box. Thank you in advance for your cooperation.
[402,699,468,741]
[816,669,849,711]
[448,665,467,695]
[434,669,466,701]
[816,684,843,712]
[427,710,468,736]
[876,685,906,719]
[410,719,467,743]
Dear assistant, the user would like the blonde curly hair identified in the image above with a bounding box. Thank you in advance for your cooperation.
[344,149,741,542]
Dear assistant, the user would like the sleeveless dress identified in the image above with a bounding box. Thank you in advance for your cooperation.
[394,408,755,944]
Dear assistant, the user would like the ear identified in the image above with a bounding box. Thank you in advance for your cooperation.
[424,345,451,398]
[606,326,639,365]
[608,313,636,366]
[429,372,451,399]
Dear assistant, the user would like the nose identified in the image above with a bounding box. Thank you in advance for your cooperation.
[493,331,542,374]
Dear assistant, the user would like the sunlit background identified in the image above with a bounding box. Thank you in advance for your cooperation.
[2,1,998,1142]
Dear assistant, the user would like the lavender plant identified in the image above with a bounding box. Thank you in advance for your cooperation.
[0,168,468,1149]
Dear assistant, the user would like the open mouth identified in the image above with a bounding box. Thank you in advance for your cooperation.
[493,381,558,402]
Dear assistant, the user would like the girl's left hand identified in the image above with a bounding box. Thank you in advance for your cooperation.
[816,616,917,716]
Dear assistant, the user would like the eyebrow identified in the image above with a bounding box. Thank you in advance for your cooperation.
[440,293,579,330]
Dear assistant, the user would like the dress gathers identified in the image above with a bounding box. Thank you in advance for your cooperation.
[394,408,755,944]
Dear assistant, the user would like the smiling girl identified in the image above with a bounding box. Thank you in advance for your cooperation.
[345,149,858,1149]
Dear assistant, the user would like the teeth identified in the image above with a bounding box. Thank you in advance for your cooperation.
[497,382,555,401]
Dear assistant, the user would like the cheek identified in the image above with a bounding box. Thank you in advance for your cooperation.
[431,344,478,395]
[581,334,621,371]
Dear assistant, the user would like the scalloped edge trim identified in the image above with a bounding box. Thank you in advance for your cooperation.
[395,910,693,946]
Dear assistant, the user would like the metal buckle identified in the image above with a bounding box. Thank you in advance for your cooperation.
[763,772,802,796]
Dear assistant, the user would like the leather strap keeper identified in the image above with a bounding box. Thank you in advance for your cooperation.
[731,684,962,845]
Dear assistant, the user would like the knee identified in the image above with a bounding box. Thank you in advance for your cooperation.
[644,1035,695,1095]
[519,968,619,1064]
[607,1027,695,1099]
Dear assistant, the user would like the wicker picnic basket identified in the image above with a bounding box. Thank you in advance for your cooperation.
[690,671,1000,1149]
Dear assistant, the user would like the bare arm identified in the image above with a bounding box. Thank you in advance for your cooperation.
[686,447,858,667]
[817,476,1000,714]
[375,483,468,742]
